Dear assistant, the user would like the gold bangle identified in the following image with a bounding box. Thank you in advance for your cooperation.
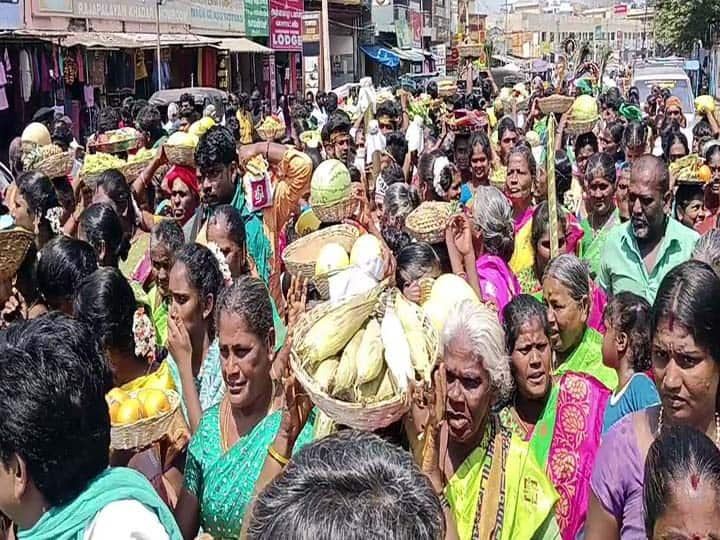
[267,445,290,466]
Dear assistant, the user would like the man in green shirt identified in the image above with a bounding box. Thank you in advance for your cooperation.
[598,155,698,303]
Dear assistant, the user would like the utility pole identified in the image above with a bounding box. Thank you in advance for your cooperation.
[156,0,163,91]
[321,0,332,92]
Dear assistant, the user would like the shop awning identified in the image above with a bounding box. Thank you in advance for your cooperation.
[360,45,400,69]
[389,47,425,63]
[60,32,220,49]
[215,38,272,55]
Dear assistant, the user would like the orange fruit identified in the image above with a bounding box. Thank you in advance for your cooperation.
[699,165,712,183]
[114,398,144,425]
[108,401,121,424]
[106,388,129,404]
[137,389,171,418]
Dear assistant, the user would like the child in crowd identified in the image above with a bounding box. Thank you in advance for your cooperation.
[601,291,660,433]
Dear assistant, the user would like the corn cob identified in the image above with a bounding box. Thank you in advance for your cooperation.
[355,318,384,385]
[298,295,376,369]
[375,369,396,402]
[356,367,384,402]
[332,328,364,398]
[395,294,433,381]
[313,357,339,393]
[380,307,414,393]
[312,410,337,440]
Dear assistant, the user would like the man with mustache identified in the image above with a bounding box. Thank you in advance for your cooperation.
[184,125,313,306]
[598,154,699,303]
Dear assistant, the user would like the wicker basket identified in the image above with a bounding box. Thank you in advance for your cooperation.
[565,116,599,136]
[290,287,439,431]
[120,158,152,183]
[0,227,35,280]
[34,152,74,179]
[164,144,196,168]
[537,95,575,115]
[256,123,286,142]
[91,131,140,155]
[311,196,359,224]
[282,223,360,280]
[79,170,104,191]
[110,389,182,450]
[405,201,454,244]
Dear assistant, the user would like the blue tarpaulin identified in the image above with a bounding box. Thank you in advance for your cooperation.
[360,45,400,69]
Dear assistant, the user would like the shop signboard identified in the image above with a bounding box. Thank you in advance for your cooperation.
[0,0,21,29]
[190,0,245,33]
[409,10,423,49]
[38,0,190,24]
[395,15,412,50]
[431,44,446,76]
[302,12,320,43]
[304,55,319,95]
[269,0,303,51]
[245,0,269,37]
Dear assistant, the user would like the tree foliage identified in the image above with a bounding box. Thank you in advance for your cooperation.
[654,0,720,53]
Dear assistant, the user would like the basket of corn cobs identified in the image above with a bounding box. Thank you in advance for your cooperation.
[404,201,455,244]
[290,285,439,431]
[22,144,73,179]
[283,224,361,280]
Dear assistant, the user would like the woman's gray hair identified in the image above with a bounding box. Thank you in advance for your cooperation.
[542,254,590,302]
[693,230,720,278]
[384,183,420,224]
[471,186,515,261]
[441,299,514,402]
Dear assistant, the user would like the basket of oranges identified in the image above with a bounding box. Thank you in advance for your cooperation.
[106,387,181,450]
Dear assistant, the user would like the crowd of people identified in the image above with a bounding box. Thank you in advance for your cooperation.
[1,68,720,540]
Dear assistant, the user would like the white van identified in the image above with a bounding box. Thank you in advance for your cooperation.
[631,60,696,127]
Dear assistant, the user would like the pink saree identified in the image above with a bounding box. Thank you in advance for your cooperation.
[534,372,610,540]
[475,254,521,317]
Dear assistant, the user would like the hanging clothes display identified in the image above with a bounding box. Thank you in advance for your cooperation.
[202,48,217,88]
[40,50,51,93]
[76,48,85,84]
[135,49,148,81]
[0,61,8,111]
[32,49,40,94]
[19,49,32,102]
[88,51,105,87]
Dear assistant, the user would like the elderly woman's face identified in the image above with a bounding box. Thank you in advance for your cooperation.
[505,154,533,210]
[444,334,493,445]
[510,317,552,402]
[652,318,719,430]
[218,310,273,410]
[543,276,588,354]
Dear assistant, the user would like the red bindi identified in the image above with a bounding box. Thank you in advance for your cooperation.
[669,313,675,331]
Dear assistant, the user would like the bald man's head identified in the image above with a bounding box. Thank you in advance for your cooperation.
[631,154,670,194]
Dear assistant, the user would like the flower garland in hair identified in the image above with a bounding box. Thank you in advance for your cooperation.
[45,207,63,235]
[133,306,156,362]
[432,156,450,197]
[206,241,233,286]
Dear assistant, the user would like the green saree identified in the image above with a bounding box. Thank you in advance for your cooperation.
[184,405,314,539]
